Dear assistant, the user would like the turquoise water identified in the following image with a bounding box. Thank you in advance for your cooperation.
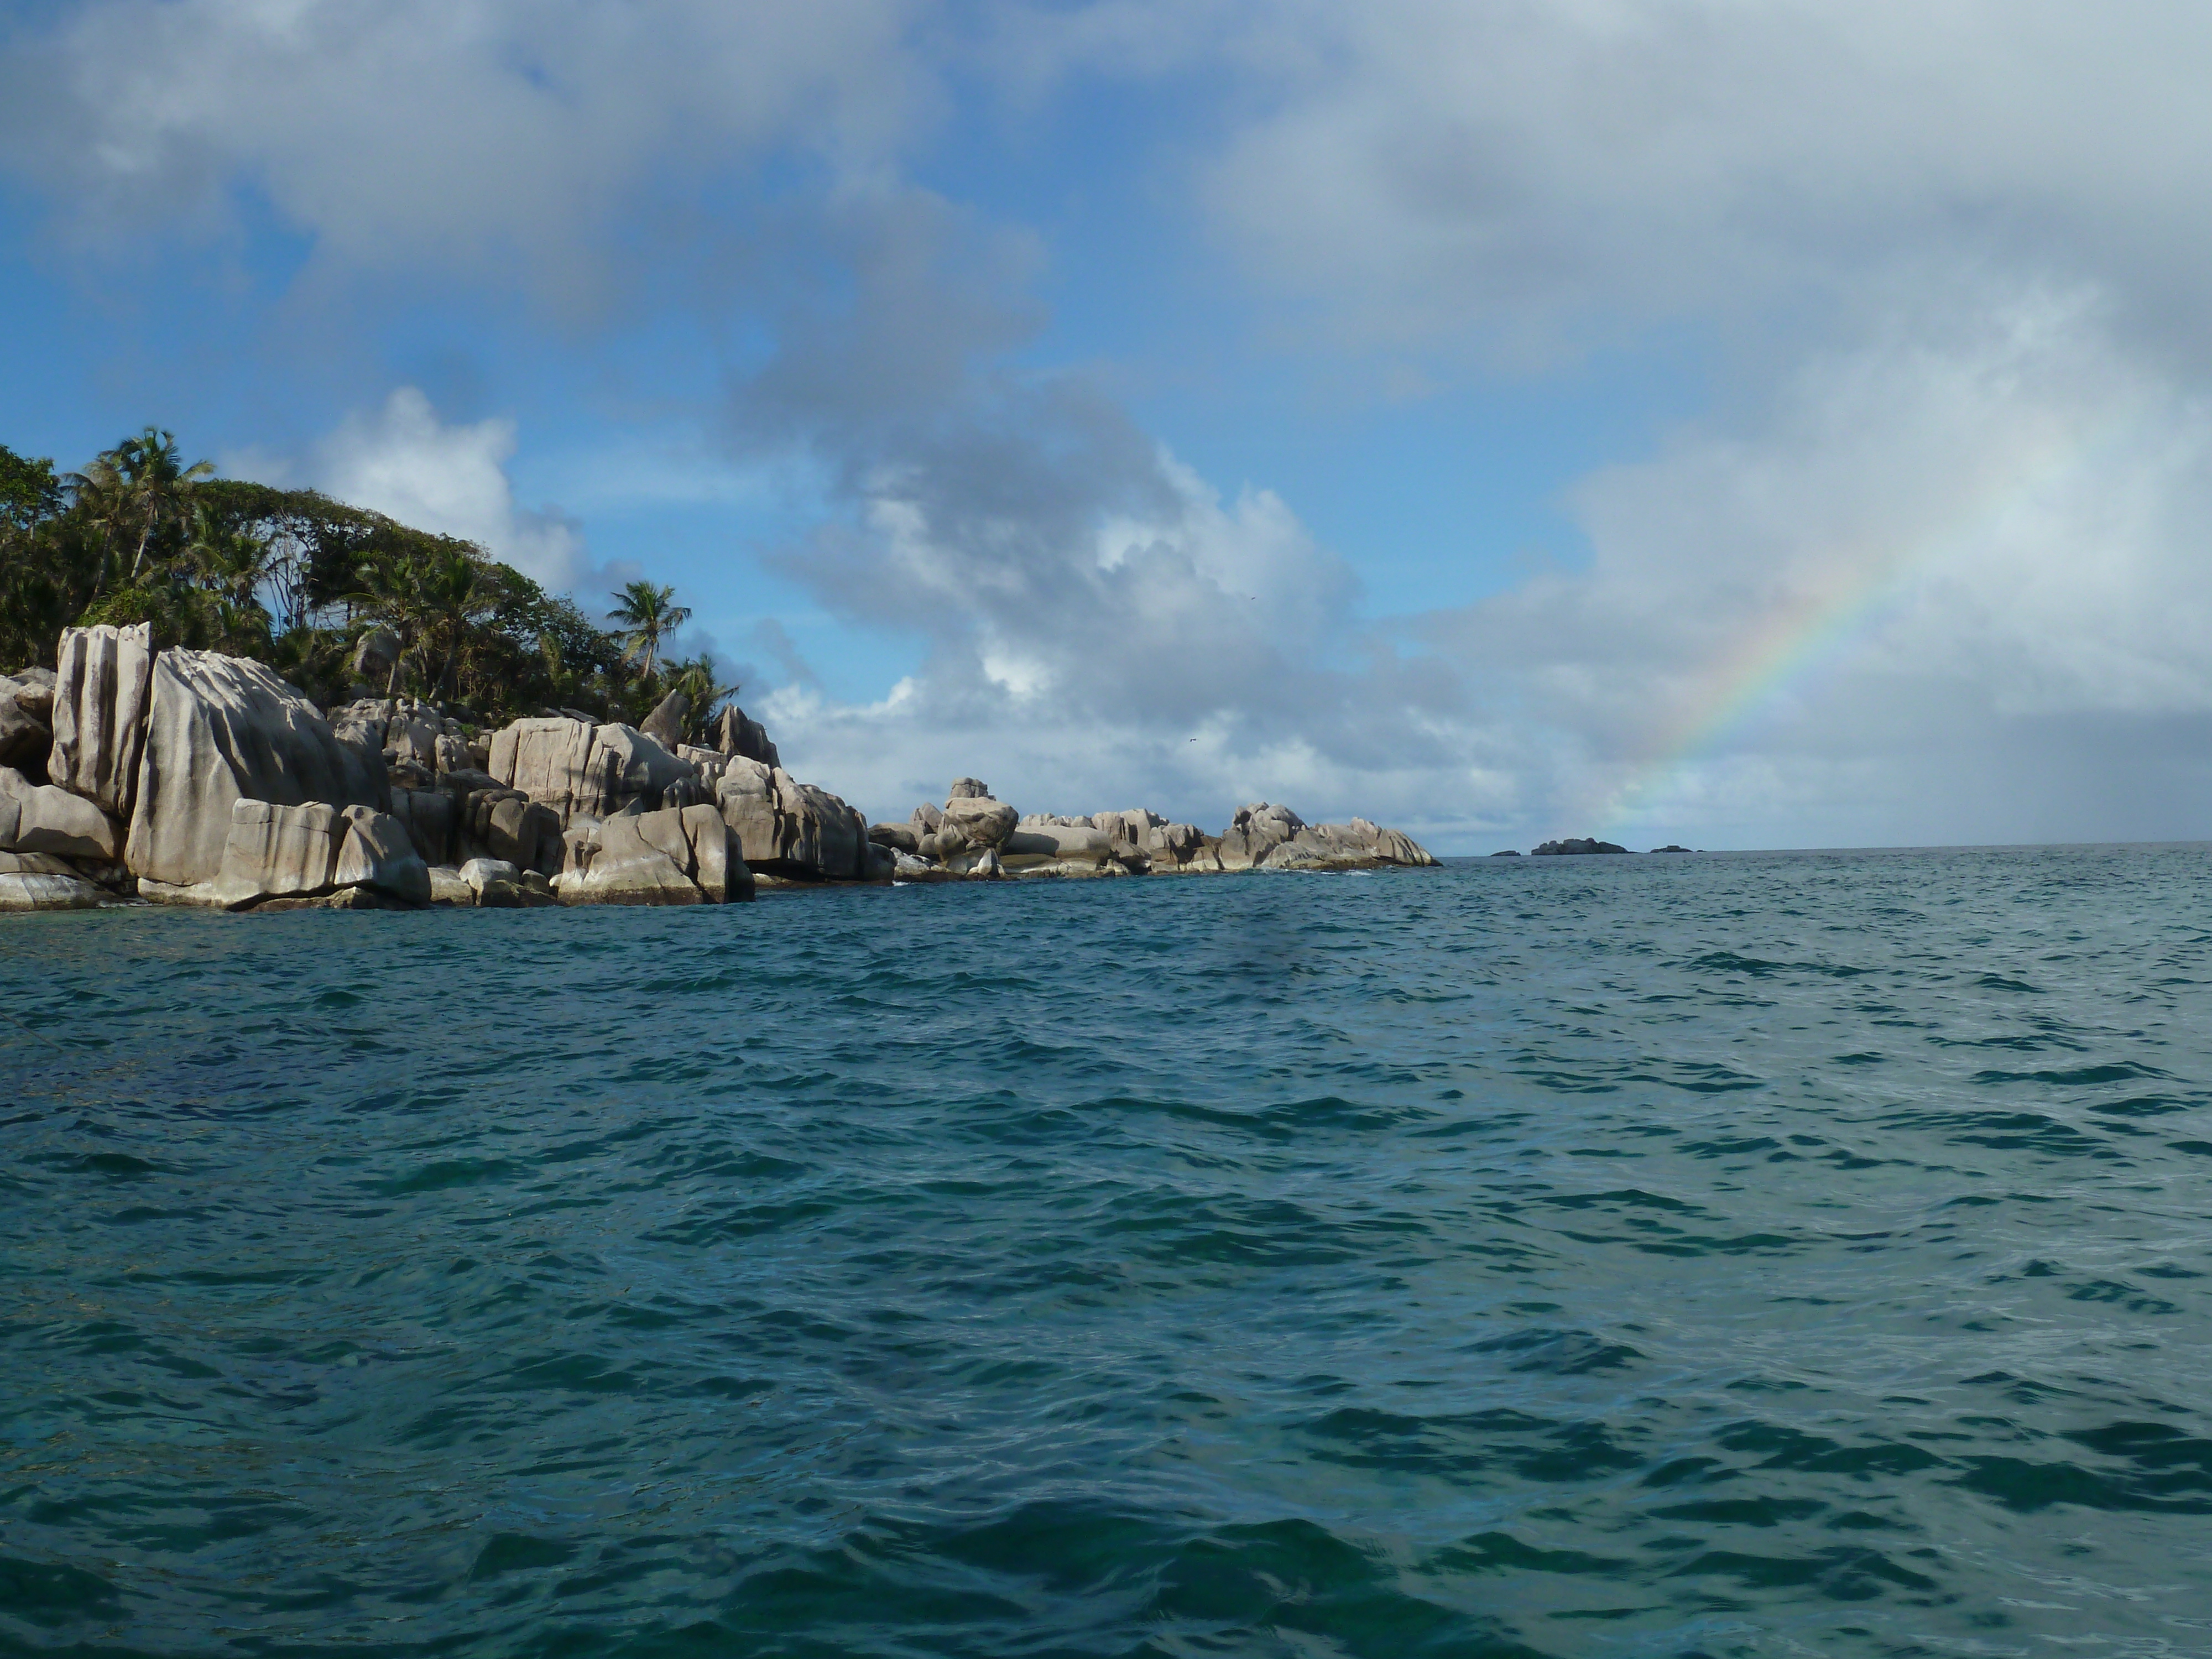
[4,846,2212,1656]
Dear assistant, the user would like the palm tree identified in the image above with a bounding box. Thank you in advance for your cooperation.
[186,502,270,607]
[660,653,738,744]
[64,453,131,597]
[607,580,691,682]
[112,427,213,584]
[415,548,486,697]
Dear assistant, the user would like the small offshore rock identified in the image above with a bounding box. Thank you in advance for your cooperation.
[1532,838,1631,855]
[1491,849,1521,856]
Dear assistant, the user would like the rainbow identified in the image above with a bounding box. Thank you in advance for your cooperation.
[1588,399,2126,843]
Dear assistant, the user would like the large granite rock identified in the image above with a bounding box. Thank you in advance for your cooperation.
[335,805,433,906]
[488,717,692,825]
[592,723,692,807]
[0,679,51,774]
[1002,821,1114,871]
[712,759,868,880]
[387,786,455,866]
[868,821,920,854]
[1217,802,1306,870]
[556,804,752,905]
[711,705,780,769]
[640,690,688,749]
[940,790,1016,851]
[213,799,343,906]
[1256,818,1437,871]
[0,765,122,860]
[0,851,113,911]
[4,667,55,724]
[123,650,388,889]
[456,788,563,875]
[49,623,154,817]
[488,716,603,821]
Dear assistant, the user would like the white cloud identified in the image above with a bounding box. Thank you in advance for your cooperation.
[1201,1,2212,361]
[0,0,929,308]
[19,2,2212,847]
[1425,291,2212,847]
[314,388,593,591]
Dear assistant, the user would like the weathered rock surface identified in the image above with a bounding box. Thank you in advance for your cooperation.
[556,804,750,905]
[4,668,55,723]
[940,791,1017,852]
[50,624,154,817]
[488,717,691,826]
[640,690,688,749]
[0,681,51,775]
[869,821,920,854]
[1217,802,1306,870]
[0,849,114,911]
[388,786,456,867]
[124,650,387,889]
[710,705,780,769]
[214,799,343,907]
[335,805,433,907]
[427,864,475,906]
[1003,822,1114,870]
[460,857,529,908]
[0,765,122,860]
[712,760,867,880]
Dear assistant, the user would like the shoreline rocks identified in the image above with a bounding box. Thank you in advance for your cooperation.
[0,628,1440,912]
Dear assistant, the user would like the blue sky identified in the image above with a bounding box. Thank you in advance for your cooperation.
[8,2,2212,849]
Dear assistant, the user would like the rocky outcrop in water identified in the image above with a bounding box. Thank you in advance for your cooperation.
[1532,838,1630,855]
[0,627,1438,911]
[870,783,1437,881]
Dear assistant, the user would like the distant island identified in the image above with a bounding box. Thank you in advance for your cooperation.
[1495,841,1702,857]
[0,430,1437,912]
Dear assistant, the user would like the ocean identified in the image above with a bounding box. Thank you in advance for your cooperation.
[4,845,2210,1656]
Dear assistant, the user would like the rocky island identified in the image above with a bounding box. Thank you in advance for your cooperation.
[0,624,1437,912]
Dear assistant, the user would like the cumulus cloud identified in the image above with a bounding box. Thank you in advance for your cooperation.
[314,388,602,593]
[713,188,1480,828]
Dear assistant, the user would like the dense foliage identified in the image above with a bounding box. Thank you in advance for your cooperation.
[1,429,733,735]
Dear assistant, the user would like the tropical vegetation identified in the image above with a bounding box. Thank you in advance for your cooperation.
[0,428,737,739]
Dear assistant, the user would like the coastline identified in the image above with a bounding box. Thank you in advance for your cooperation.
[1,625,1439,913]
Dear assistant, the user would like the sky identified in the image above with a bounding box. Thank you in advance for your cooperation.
[6,1,2212,851]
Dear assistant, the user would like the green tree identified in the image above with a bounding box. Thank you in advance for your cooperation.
[0,445,61,531]
[660,653,739,744]
[606,581,691,683]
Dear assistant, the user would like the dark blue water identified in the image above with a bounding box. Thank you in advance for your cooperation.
[5,847,2212,1657]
